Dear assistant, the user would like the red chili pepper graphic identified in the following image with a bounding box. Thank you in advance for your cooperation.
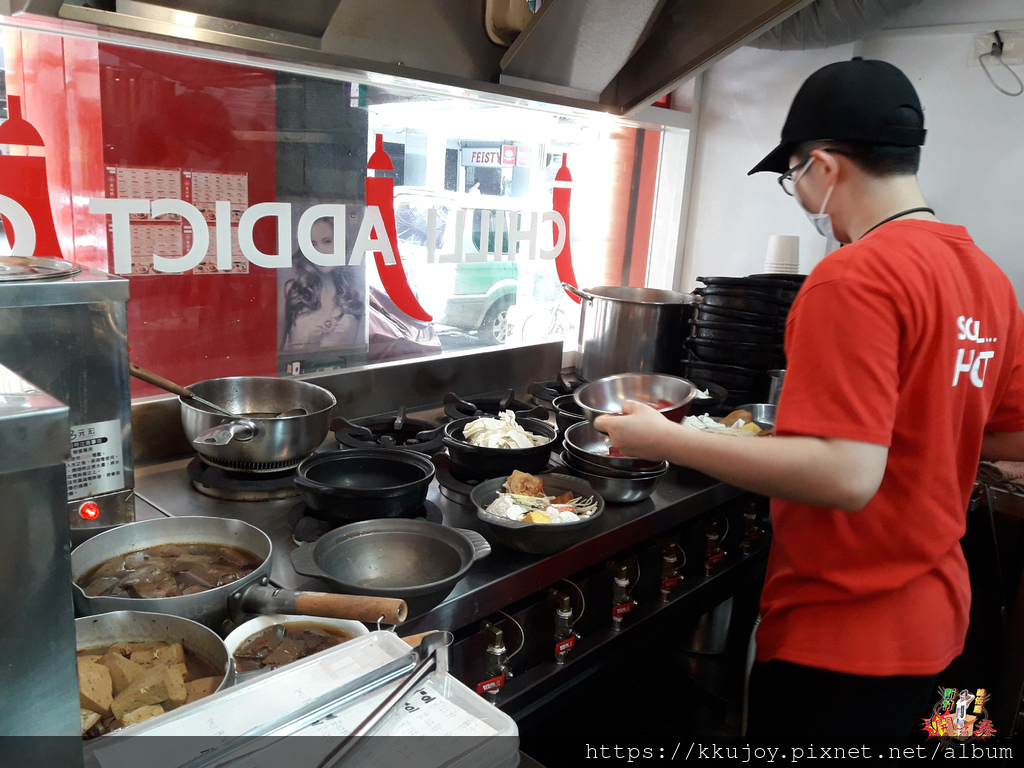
[365,134,432,322]
[552,153,581,304]
[0,95,64,258]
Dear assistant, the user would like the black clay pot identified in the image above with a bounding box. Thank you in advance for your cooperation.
[293,449,436,524]
[689,319,784,345]
[683,378,729,417]
[442,416,557,479]
[680,360,770,393]
[693,288,792,316]
[693,303,787,328]
[687,338,785,369]
[552,394,587,434]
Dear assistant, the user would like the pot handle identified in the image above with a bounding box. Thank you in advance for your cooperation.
[455,528,492,562]
[561,283,592,303]
[238,583,408,625]
[192,420,257,446]
[289,541,321,578]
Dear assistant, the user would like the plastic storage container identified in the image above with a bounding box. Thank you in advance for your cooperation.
[83,631,519,768]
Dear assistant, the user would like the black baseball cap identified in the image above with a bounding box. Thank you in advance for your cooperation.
[748,57,926,175]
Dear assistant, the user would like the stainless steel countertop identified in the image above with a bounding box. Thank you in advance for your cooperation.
[134,451,745,634]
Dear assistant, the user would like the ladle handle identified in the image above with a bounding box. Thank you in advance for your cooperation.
[130,363,195,398]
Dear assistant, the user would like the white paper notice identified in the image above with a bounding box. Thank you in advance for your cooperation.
[66,419,125,500]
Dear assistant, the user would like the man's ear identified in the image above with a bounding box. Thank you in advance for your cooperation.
[810,147,842,183]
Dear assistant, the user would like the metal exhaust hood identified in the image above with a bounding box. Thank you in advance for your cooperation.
[4,0,814,115]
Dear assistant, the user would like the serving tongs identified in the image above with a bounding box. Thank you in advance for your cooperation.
[181,631,454,768]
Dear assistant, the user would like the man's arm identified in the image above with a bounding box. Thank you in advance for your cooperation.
[595,402,888,512]
[980,430,1024,461]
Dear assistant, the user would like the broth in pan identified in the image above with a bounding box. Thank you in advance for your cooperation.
[78,543,262,599]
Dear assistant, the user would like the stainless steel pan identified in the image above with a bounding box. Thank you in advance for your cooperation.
[181,376,336,470]
[71,517,408,630]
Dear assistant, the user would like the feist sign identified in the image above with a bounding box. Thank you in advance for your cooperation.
[460,147,503,168]
[0,105,584,320]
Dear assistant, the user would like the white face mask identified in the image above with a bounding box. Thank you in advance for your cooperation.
[794,158,836,240]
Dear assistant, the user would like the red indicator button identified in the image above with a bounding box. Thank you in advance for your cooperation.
[79,502,101,520]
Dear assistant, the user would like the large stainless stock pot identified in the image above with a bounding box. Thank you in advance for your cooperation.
[564,285,692,382]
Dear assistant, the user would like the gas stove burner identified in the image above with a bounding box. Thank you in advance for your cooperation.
[443,390,548,421]
[198,454,304,474]
[527,372,583,404]
[187,457,301,502]
[286,499,445,544]
[332,408,444,454]
[432,453,563,507]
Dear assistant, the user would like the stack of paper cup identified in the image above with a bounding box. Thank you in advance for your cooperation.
[764,235,800,274]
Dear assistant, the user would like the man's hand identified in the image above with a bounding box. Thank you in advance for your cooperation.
[593,400,680,460]
[598,402,888,512]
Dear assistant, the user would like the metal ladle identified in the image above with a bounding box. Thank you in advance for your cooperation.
[129,364,307,418]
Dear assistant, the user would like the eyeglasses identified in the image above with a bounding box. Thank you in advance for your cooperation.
[778,148,853,196]
[778,157,813,196]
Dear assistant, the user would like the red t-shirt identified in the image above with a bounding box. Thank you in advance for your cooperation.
[757,220,1024,676]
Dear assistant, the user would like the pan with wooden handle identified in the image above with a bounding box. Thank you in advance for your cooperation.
[71,517,408,631]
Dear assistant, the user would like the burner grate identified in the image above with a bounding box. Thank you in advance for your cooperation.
[187,457,301,502]
[333,408,444,454]
[199,455,304,473]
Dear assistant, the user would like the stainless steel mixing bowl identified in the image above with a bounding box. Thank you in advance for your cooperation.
[574,373,696,425]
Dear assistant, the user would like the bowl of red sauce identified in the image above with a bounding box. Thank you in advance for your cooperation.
[574,373,697,426]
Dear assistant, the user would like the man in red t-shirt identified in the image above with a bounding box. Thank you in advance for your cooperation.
[597,58,1024,749]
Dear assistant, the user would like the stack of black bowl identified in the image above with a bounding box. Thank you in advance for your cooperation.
[682,274,805,407]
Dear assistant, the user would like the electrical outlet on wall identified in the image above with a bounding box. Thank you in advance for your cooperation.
[970,31,1024,66]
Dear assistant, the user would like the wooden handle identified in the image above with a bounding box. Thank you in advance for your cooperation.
[294,592,408,625]
[129,363,194,398]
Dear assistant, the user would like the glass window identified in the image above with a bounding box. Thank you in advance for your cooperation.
[0,23,689,396]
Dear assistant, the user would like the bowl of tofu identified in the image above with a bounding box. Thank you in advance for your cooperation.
[75,610,230,739]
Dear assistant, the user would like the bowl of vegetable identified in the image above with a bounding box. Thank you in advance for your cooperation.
[574,373,697,425]
[443,410,557,479]
[470,471,604,555]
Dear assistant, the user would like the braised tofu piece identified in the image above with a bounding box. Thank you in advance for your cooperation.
[78,659,113,715]
[100,651,143,695]
[130,642,185,668]
[184,676,222,704]
[162,665,188,710]
[111,665,184,720]
[108,641,165,657]
[81,709,102,734]
[77,653,103,664]
[117,704,165,728]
